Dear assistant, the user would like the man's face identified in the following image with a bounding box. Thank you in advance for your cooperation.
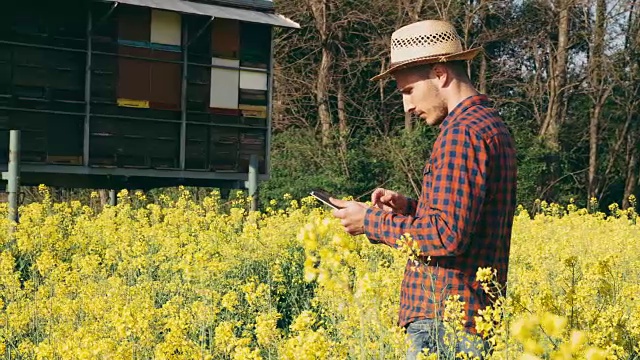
[394,66,448,126]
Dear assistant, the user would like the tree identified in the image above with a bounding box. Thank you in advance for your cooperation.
[587,0,612,202]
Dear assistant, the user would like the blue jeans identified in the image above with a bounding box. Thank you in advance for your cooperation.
[406,319,489,360]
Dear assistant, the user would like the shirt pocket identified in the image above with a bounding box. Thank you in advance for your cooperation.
[420,159,433,207]
[423,162,432,177]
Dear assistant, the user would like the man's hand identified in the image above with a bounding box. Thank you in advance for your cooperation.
[371,188,409,214]
[330,198,369,236]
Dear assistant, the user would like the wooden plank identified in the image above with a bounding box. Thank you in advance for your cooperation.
[212,114,241,125]
[46,155,83,165]
[186,124,208,170]
[212,18,239,59]
[117,45,151,103]
[150,156,178,169]
[118,5,150,42]
[210,127,239,171]
[47,115,83,156]
[0,62,11,95]
[13,66,48,88]
[187,63,210,111]
[240,22,271,69]
[150,49,181,110]
[239,89,267,107]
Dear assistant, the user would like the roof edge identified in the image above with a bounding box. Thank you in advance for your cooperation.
[97,0,300,29]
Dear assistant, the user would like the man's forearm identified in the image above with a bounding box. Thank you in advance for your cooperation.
[364,125,489,257]
[363,207,473,257]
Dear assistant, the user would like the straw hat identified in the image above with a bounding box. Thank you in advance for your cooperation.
[371,20,482,81]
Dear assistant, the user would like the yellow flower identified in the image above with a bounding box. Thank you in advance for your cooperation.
[255,311,282,346]
[1,192,636,359]
[222,291,239,312]
[540,313,567,337]
[476,267,495,283]
[214,321,237,354]
[585,348,608,360]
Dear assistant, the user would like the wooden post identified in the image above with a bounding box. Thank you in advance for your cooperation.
[109,189,117,206]
[248,154,258,211]
[7,130,21,224]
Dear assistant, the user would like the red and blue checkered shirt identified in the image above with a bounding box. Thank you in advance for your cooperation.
[363,94,517,335]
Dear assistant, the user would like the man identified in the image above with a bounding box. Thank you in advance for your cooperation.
[329,20,517,359]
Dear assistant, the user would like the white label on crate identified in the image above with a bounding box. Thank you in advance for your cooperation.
[239,70,268,91]
[151,10,182,46]
[210,58,240,109]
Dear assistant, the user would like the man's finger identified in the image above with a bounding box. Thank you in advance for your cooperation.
[371,188,384,203]
[348,226,361,236]
[372,198,383,208]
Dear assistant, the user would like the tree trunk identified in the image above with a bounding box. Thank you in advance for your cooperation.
[309,0,332,146]
[603,112,633,181]
[588,104,601,201]
[337,77,349,173]
[404,113,412,132]
[378,58,390,135]
[540,0,570,150]
[403,0,424,133]
[337,79,347,142]
[318,48,332,145]
[623,135,638,209]
[621,0,639,210]
[479,53,487,94]
[588,0,606,201]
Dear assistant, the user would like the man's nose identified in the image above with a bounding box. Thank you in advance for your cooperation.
[403,94,415,114]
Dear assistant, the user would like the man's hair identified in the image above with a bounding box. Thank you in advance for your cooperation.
[442,60,469,79]
[414,60,470,81]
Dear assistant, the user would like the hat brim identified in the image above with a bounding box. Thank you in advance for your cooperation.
[370,47,483,82]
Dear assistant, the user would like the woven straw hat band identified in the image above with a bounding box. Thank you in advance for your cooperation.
[369,19,481,81]
[389,20,463,65]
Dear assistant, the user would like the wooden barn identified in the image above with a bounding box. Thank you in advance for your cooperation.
[0,0,299,190]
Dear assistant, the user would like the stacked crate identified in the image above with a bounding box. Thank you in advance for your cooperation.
[89,5,181,169]
[0,4,85,164]
[89,5,269,173]
[205,19,269,172]
[0,2,271,174]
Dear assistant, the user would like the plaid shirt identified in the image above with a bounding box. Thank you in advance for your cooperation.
[363,94,517,335]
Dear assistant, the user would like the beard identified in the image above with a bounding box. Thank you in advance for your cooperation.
[421,90,449,126]
[422,105,447,125]
[421,84,448,126]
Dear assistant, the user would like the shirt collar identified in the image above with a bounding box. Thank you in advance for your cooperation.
[439,94,491,130]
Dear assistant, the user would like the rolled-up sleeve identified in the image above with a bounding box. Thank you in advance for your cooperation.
[363,125,489,257]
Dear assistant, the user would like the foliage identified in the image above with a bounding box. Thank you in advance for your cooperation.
[258,127,357,203]
[260,125,439,206]
[0,187,638,359]
[269,0,640,211]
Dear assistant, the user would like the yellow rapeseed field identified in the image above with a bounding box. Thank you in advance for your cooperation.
[0,186,638,359]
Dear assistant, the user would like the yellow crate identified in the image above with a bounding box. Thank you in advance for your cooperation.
[117,98,150,108]
[47,155,83,165]
[238,104,267,112]
[241,110,266,119]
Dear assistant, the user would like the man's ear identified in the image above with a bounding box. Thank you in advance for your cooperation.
[432,64,451,87]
